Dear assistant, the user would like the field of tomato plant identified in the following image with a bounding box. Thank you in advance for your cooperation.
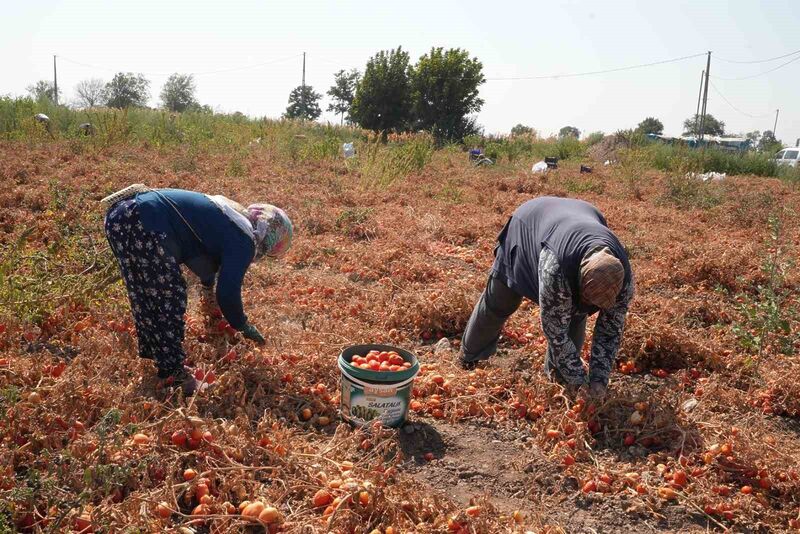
[1,135,800,533]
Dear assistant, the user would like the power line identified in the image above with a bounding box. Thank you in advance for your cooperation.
[708,80,773,119]
[711,53,800,81]
[715,48,800,64]
[485,52,706,81]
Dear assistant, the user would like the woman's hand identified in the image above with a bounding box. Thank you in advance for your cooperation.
[242,323,266,344]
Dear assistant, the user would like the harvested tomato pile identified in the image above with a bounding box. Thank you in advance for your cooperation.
[1,139,800,533]
[351,350,413,372]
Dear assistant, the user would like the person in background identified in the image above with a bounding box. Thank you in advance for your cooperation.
[104,188,293,395]
[458,196,634,400]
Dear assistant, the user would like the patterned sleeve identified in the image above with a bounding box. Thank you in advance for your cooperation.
[538,248,587,385]
[588,275,635,385]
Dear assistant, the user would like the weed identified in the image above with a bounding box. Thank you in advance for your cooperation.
[615,148,650,200]
[661,173,724,210]
[437,179,464,203]
[731,213,797,371]
[170,149,198,173]
[226,150,248,177]
[357,133,433,188]
[563,175,604,194]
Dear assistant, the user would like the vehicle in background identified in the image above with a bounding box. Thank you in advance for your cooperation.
[774,148,800,167]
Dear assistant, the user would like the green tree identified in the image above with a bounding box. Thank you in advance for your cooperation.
[327,69,360,124]
[284,85,322,121]
[74,78,105,108]
[510,124,535,136]
[683,113,725,137]
[410,47,485,142]
[104,73,150,108]
[559,126,580,139]
[26,80,60,103]
[636,117,663,135]
[351,47,413,134]
[744,130,761,145]
[758,130,782,153]
[160,73,198,112]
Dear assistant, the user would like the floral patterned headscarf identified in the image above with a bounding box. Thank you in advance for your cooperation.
[246,204,293,258]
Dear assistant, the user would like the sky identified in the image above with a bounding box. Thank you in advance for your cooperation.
[3,0,799,143]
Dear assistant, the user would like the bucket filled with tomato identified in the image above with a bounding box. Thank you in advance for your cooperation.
[338,344,420,428]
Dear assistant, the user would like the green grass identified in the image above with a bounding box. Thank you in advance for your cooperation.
[645,143,779,177]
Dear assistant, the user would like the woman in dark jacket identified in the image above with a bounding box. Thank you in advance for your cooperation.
[103,188,293,394]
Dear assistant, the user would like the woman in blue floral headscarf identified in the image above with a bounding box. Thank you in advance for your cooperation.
[104,188,293,395]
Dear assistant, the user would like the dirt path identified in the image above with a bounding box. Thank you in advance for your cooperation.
[397,420,720,533]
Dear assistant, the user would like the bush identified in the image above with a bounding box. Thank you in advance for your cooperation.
[646,143,778,177]
[584,131,605,146]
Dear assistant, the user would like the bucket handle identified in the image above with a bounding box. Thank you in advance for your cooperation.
[339,363,419,390]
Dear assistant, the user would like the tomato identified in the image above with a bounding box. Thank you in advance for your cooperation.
[312,489,333,508]
[546,429,561,440]
[132,433,150,445]
[582,480,596,493]
[242,501,265,518]
[672,470,688,488]
[258,507,280,524]
[658,487,677,500]
[195,484,210,499]
[563,454,575,466]
[73,513,93,532]
[465,505,480,517]
[156,502,171,519]
[623,434,635,446]
[183,469,197,481]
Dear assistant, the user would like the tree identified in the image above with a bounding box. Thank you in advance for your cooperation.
[351,47,413,134]
[104,73,150,109]
[745,130,761,144]
[682,113,725,137]
[327,69,359,124]
[559,126,580,139]
[758,130,782,153]
[636,117,664,135]
[283,85,322,121]
[26,80,60,103]
[511,124,535,136]
[410,47,485,142]
[74,78,106,108]
[160,73,198,112]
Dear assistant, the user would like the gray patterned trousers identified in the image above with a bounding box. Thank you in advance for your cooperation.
[461,274,587,384]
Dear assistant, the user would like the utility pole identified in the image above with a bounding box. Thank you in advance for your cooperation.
[302,52,306,89]
[53,55,58,106]
[699,51,711,141]
[773,109,779,137]
[694,69,704,136]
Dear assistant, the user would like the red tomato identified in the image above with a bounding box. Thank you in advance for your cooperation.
[368,361,380,371]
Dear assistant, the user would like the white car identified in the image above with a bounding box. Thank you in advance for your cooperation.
[774,148,800,167]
